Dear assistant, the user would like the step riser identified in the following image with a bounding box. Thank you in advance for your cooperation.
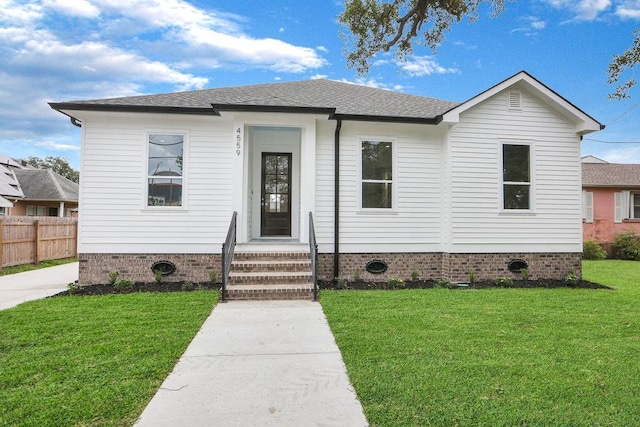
[232,263,311,273]
[229,278,312,286]
[224,290,313,300]
[233,252,310,261]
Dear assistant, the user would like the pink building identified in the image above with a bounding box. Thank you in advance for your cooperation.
[582,157,640,253]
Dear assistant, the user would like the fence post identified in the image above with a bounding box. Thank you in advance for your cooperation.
[34,220,40,265]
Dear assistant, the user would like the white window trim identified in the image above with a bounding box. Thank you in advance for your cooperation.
[631,192,640,219]
[358,138,397,212]
[143,131,189,211]
[500,140,535,213]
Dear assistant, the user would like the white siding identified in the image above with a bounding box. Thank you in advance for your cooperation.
[78,112,234,253]
[315,121,444,253]
[447,87,583,252]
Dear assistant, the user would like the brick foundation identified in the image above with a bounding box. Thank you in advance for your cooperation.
[79,253,221,285]
[80,251,581,285]
[318,252,581,283]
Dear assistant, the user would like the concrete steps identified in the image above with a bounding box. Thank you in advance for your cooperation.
[225,251,314,300]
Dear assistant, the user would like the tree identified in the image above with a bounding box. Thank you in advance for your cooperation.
[339,0,507,74]
[608,28,640,100]
[25,156,79,183]
[340,1,638,99]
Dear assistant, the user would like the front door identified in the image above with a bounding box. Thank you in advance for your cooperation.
[261,153,291,236]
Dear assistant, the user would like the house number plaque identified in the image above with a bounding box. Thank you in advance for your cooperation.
[235,127,243,156]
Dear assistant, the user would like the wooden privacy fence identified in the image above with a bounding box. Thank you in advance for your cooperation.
[0,216,78,268]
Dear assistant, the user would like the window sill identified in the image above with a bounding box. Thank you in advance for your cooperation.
[622,219,640,223]
[357,209,398,216]
[142,207,188,213]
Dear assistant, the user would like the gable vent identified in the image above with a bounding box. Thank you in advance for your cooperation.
[507,90,522,110]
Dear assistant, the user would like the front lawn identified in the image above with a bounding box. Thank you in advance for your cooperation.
[322,260,640,426]
[0,291,217,426]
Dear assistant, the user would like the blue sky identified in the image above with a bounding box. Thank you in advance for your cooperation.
[1,0,639,169]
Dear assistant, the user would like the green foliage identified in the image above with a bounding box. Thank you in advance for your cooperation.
[108,271,120,285]
[339,0,507,74]
[181,281,197,291]
[608,28,639,99]
[565,271,579,286]
[468,271,476,283]
[434,278,453,289]
[336,278,349,290]
[613,229,640,260]
[67,282,80,295]
[411,270,419,281]
[0,257,77,276]
[388,277,405,289]
[114,279,133,293]
[0,292,216,426]
[153,270,163,283]
[520,268,530,281]
[209,270,218,283]
[583,240,608,260]
[25,155,79,183]
[494,276,513,287]
[354,271,361,282]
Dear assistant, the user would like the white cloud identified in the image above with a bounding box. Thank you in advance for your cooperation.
[615,1,640,19]
[511,16,547,35]
[542,0,612,21]
[34,140,80,150]
[310,74,328,80]
[396,56,458,77]
[43,0,100,18]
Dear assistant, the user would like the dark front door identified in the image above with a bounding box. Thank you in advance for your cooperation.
[261,153,292,236]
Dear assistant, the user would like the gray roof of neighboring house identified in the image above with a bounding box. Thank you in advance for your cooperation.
[582,163,640,187]
[13,168,79,201]
[49,79,461,123]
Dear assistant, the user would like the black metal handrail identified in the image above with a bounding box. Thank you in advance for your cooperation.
[221,211,237,302]
[309,212,318,301]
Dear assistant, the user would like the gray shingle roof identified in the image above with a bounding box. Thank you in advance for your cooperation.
[582,163,640,187]
[13,169,79,201]
[50,79,460,122]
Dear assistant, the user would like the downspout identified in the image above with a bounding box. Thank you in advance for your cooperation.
[333,119,342,283]
[70,117,82,128]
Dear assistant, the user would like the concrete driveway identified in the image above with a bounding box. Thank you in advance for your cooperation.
[0,262,78,310]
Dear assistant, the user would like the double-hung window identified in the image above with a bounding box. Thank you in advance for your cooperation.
[361,140,393,209]
[147,133,184,207]
[502,143,531,210]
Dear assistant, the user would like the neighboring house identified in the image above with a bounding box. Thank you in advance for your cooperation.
[0,155,25,214]
[11,168,79,217]
[582,157,640,253]
[50,71,602,286]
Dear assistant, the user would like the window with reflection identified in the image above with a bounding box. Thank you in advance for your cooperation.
[361,140,393,209]
[148,134,184,207]
[502,144,530,210]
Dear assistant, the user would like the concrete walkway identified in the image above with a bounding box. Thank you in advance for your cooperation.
[135,300,368,426]
[0,262,78,310]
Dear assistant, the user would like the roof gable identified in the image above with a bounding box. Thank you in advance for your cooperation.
[441,71,603,136]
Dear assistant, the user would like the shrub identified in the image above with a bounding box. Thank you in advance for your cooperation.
[411,270,419,282]
[181,281,197,291]
[114,279,133,293]
[613,230,640,260]
[435,278,453,289]
[388,278,405,289]
[520,268,531,281]
[583,240,607,260]
[108,271,119,285]
[209,270,218,283]
[565,271,579,286]
[336,278,349,290]
[468,271,477,284]
[153,270,163,283]
[354,271,361,282]
[67,282,80,295]
[494,277,513,288]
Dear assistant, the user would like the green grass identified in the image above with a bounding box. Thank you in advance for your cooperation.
[322,260,640,426]
[0,291,217,426]
[0,257,77,276]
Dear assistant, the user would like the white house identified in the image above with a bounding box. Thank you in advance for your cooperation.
[50,71,602,296]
